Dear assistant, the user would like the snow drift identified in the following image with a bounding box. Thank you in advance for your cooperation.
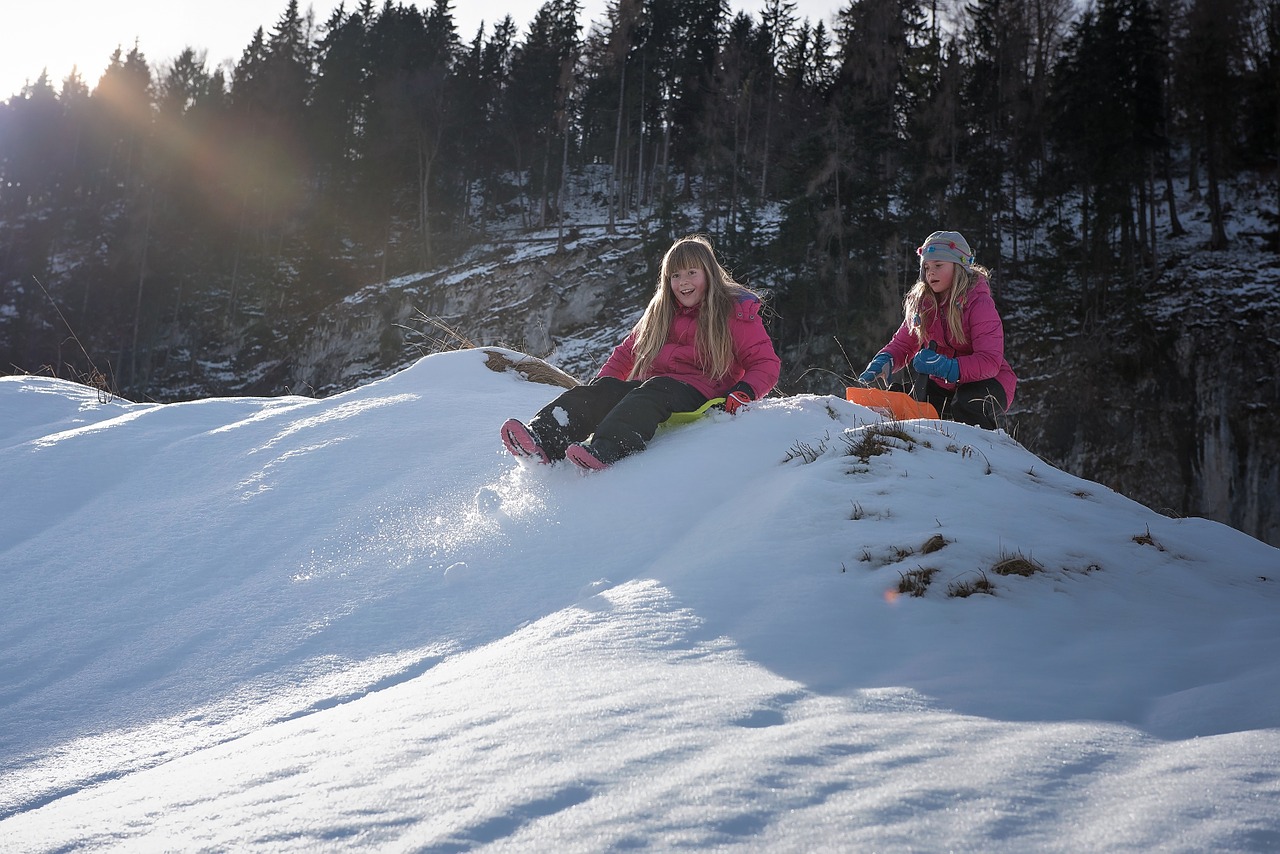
[1,350,1278,851]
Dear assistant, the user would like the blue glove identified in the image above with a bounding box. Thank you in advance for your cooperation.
[912,347,960,383]
[858,352,892,385]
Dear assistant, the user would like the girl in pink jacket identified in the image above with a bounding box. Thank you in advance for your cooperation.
[858,230,1016,430]
[501,234,782,471]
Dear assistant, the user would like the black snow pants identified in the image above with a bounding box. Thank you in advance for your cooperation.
[527,376,707,464]
[921,376,1008,431]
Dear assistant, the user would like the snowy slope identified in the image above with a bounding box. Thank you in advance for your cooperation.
[1,350,1278,852]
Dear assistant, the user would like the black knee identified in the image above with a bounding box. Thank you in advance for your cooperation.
[591,378,705,462]
[950,382,1006,430]
[529,378,638,458]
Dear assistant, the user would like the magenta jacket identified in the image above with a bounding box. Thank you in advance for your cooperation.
[597,295,782,400]
[881,276,1017,406]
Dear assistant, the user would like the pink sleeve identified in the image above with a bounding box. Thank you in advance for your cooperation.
[881,318,920,371]
[957,294,1006,383]
[597,332,637,381]
[730,305,781,398]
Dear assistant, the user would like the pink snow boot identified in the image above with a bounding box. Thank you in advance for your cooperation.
[500,419,550,464]
[565,442,610,472]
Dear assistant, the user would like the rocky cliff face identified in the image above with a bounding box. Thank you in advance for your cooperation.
[286,233,654,395]
[1004,248,1279,547]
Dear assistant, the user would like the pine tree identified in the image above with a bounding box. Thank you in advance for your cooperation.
[453,16,518,232]
[312,4,372,200]
[756,0,798,200]
[415,0,462,263]
[1049,0,1165,305]
[0,72,61,212]
[823,0,928,313]
[504,0,582,230]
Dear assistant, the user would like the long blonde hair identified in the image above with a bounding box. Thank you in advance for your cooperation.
[904,262,991,347]
[629,235,757,382]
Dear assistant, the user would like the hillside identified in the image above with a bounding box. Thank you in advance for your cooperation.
[5,166,1277,549]
[236,171,1278,549]
[1,350,1278,850]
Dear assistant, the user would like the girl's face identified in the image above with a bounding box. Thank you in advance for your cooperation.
[669,264,708,308]
[922,260,956,295]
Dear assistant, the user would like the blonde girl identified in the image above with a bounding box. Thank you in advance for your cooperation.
[501,234,782,471]
[858,230,1017,429]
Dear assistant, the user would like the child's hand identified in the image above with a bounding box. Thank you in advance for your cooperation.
[723,390,752,415]
[912,347,960,383]
[858,353,892,385]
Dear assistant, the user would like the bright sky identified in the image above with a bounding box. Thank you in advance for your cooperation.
[2,0,842,101]
[2,341,1278,848]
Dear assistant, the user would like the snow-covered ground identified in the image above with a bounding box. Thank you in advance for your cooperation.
[1,349,1278,851]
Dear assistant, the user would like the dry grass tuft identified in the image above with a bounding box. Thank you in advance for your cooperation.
[957,443,994,474]
[841,423,916,463]
[784,436,828,464]
[1132,525,1165,551]
[482,349,580,389]
[947,572,996,598]
[898,567,939,597]
[921,534,947,554]
[991,552,1043,577]
[401,311,477,354]
[31,277,124,403]
[32,362,121,404]
[81,367,119,404]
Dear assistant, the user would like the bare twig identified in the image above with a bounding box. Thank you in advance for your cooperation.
[32,276,121,403]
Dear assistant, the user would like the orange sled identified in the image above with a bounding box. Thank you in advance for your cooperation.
[845,386,939,420]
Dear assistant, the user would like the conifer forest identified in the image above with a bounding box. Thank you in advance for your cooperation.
[0,0,1275,401]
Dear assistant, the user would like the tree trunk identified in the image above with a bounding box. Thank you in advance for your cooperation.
[227,191,249,328]
[1162,144,1186,237]
[760,75,774,200]
[557,121,570,253]
[1205,135,1229,250]
[609,61,626,233]
[540,141,551,230]
[130,192,154,390]
[419,145,435,268]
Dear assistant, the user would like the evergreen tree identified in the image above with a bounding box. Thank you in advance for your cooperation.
[452,16,518,231]
[504,0,582,229]
[1175,0,1251,250]
[756,0,798,199]
[962,0,1033,264]
[311,3,373,203]
[707,12,765,238]
[1243,0,1280,242]
[1050,0,1165,287]
[90,46,155,199]
[825,0,928,313]
[362,2,428,275]
[415,0,463,263]
[579,0,642,230]
[0,72,62,213]
[897,12,961,259]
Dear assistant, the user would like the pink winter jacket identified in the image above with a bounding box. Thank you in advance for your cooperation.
[881,276,1017,406]
[597,295,782,401]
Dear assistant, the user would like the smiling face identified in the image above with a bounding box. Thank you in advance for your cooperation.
[669,264,708,308]
[922,259,957,295]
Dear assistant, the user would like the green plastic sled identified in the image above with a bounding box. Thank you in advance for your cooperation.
[660,397,726,428]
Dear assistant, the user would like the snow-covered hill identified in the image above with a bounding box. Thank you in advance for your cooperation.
[1,350,1278,851]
